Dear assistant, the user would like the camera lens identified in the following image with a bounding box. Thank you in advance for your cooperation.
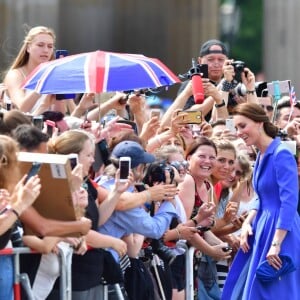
[233,83,247,96]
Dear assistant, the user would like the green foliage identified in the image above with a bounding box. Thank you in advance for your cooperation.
[220,0,263,74]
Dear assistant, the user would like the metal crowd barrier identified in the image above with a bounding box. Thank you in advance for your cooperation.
[182,244,195,300]
[0,246,73,300]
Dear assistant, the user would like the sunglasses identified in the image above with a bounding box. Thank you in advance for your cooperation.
[260,104,273,112]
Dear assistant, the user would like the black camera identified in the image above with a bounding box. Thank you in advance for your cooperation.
[150,239,177,265]
[231,60,246,82]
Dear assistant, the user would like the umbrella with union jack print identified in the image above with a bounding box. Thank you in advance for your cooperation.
[23,50,180,94]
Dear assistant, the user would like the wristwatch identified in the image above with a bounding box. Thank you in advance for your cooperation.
[214,99,226,108]
[271,241,281,247]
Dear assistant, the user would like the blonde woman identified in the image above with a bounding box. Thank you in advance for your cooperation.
[3,26,63,115]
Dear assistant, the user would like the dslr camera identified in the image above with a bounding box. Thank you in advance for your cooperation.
[231,60,246,82]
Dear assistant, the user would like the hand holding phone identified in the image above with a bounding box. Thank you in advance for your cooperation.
[176,110,202,124]
[222,246,233,252]
[68,153,78,170]
[150,109,161,119]
[25,162,42,183]
[119,157,131,182]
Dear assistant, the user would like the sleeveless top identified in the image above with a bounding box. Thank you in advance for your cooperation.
[4,68,49,114]
[71,178,104,291]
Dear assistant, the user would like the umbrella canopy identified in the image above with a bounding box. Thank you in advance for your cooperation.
[23,50,180,94]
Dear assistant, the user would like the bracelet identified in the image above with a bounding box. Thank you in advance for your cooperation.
[0,205,20,219]
[175,227,181,240]
[214,99,226,108]
[221,80,236,92]
[246,90,255,95]
[191,217,197,226]
[271,240,281,247]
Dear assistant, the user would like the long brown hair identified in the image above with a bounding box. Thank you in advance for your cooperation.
[232,103,279,138]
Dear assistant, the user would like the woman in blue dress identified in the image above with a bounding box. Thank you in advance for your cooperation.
[222,102,300,300]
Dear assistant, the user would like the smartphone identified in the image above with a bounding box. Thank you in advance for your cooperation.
[55,49,69,59]
[267,80,291,97]
[134,183,146,192]
[196,225,211,232]
[32,115,44,131]
[119,157,131,182]
[68,153,78,170]
[150,109,161,119]
[225,118,236,134]
[198,64,208,78]
[176,110,202,124]
[222,246,233,252]
[45,120,55,137]
[25,162,42,183]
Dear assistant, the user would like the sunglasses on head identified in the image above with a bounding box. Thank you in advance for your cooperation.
[260,104,273,112]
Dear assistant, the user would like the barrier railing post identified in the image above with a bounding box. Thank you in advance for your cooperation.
[58,244,73,300]
[185,246,195,300]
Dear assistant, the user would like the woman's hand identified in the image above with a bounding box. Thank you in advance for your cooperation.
[139,116,160,142]
[196,202,216,226]
[111,238,128,258]
[70,163,84,191]
[176,224,198,241]
[10,175,41,214]
[211,243,232,261]
[114,169,134,194]
[240,223,253,253]
[147,184,178,202]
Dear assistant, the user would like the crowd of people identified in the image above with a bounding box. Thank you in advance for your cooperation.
[1,25,300,300]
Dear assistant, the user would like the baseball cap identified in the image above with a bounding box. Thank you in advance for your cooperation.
[111,140,155,168]
[199,39,228,57]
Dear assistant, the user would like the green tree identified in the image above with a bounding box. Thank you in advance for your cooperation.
[220,0,263,74]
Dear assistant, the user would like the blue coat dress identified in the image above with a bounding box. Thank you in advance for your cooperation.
[222,138,300,300]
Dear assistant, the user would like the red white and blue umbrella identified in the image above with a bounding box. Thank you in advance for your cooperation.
[23,50,180,94]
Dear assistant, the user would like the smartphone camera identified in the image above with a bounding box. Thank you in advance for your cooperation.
[119,157,131,182]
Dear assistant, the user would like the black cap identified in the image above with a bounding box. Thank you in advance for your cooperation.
[199,39,228,57]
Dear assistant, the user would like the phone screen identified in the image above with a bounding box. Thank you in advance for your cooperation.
[119,159,130,181]
[225,119,236,134]
[33,116,44,131]
[26,162,42,183]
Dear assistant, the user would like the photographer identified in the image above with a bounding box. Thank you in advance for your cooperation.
[217,59,258,114]
[160,39,230,128]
